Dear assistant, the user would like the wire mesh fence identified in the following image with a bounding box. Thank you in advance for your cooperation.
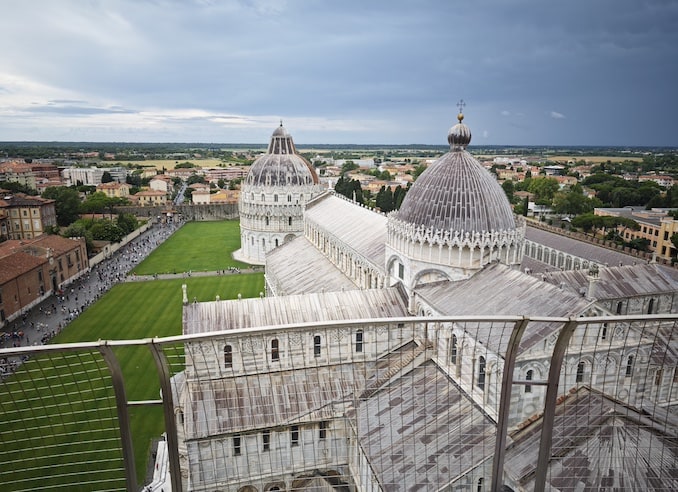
[1,315,677,491]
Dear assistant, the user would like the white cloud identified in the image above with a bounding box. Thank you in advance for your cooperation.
[550,111,566,119]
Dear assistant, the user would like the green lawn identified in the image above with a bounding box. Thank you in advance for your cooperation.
[56,274,265,486]
[0,220,267,490]
[132,220,253,274]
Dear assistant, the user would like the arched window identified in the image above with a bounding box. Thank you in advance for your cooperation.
[355,330,363,353]
[271,339,280,361]
[525,369,533,393]
[288,217,292,226]
[478,356,486,391]
[576,361,585,383]
[313,335,321,357]
[262,238,266,247]
[648,298,655,314]
[274,194,278,202]
[275,239,279,247]
[616,301,623,314]
[601,323,608,340]
[261,193,265,201]
[265,216,270,226]
[287,194,291,202]
[224,345,233,368]
[625,355,634,377]
[450,335,458,365]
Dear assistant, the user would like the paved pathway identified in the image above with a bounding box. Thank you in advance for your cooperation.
[1,220,185,371]
[124,267,261,282]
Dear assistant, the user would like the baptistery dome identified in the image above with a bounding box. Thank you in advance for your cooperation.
[236,123,325,265]
[244,123,319,187]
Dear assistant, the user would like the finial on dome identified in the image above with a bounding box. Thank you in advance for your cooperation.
[448,99,471,150]
[456,99,466,122]
[280,119,283,127]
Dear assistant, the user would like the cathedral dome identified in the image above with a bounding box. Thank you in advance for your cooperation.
[244,123,319,187]
[395,112,515,234]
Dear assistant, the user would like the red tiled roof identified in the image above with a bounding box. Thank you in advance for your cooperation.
[0,251,46,284]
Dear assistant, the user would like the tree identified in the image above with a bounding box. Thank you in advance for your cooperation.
[552,184,601,216]
[412,164,427,181]
[501,181,515,203]
[393,185,407,210]
[527,177,560,205]
[375,186,394,212]
[186,174,206,185]
[334,176,364,204]
[62,222,94,255]
[116,213,138,235]
[80,191,111,216]
[101,171,113,183]
[175,161,196,169]
[340,160,359,175]
[1,180,38,195]
[42,186,81,226]
[89,219,125,242]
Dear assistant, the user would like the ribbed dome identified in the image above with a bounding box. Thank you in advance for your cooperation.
[448,113,472,150]
[395,115,515,233]
[244,123,319,187]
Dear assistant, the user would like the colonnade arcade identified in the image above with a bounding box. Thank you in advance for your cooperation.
[387,215,525,271]
[523,239,602,272]
[304,221,386,290]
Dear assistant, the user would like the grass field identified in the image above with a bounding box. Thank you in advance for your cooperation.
[59,274,265,485]
[1,221,265,489]
[132,220,253,274]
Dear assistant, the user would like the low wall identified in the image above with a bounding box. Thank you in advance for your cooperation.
[88,220,153,268]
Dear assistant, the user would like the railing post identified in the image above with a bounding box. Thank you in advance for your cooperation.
[533,318,579,491]
[97,342,138,491]
[148,339,183,492]
[490,317,530,492]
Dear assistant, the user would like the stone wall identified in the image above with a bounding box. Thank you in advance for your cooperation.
[528,219,676,267]
[114,203,239,221]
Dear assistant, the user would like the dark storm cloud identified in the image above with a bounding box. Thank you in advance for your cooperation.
[0,0,676,144]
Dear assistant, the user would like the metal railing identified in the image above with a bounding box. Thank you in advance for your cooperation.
[1,314,676,491]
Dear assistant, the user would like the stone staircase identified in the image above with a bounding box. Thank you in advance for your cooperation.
[358,340,433,400]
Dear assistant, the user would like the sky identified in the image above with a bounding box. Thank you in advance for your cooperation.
[1,0,677,146]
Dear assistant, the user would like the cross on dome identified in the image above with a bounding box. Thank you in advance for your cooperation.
[456,99,466,122]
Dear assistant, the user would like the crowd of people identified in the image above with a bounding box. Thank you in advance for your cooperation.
[0,219,184,377]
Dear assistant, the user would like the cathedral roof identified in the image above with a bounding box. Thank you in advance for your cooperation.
[414,263,593,353]
[266,235,360,295]
[243,123,319,187]
[505,387,678,491]
[539,263,678,300]
[305,193,387,270]
[394,112,515,234]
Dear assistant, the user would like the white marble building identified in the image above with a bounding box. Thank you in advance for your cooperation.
[235,124,325,265]
[172,111,678,491]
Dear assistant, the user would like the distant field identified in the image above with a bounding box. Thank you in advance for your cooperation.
[546,155,644,163]
[114,158,248,170]
[132,220,252,274]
